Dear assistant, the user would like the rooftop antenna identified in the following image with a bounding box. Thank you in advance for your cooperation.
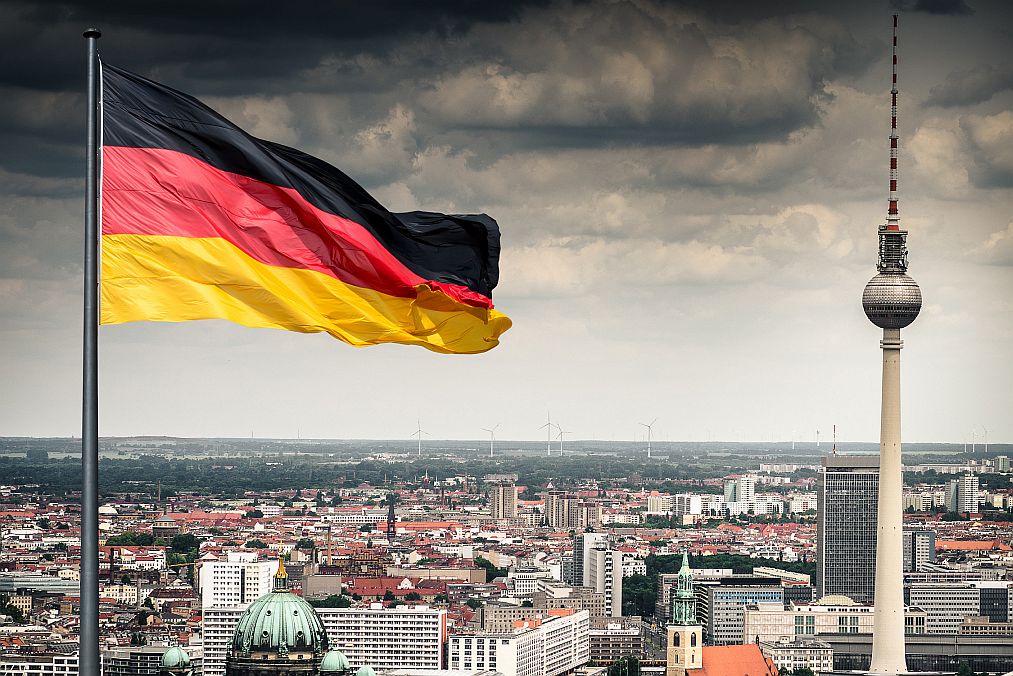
[832,424,837,456]
[482,424,500,457]
[539,412,554,457]
[639,418,658,459]
[410,419,429,457]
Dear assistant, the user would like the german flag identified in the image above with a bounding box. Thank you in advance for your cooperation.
[100,64,510,354]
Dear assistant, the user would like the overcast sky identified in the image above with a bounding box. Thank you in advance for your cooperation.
[1,0,1011,444]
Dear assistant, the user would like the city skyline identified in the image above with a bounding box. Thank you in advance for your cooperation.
[2,1,1012,442]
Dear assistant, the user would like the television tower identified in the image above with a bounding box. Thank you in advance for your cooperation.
[861,15,921,675]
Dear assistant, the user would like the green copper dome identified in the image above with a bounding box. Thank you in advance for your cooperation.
[231,561,329,657]
[319,650,351,673]
[160,647,190,669]
[355,666,376,676]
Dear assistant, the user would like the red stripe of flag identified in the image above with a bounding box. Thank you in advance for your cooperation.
[102,146,493,309]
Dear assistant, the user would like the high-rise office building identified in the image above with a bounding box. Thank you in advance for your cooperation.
[946,475,979,514]
[544,491,572,529]
[587,547,623,618]
[816,455,878,603]
[994,456,1010,473]
[491,480,518,520]
[545,493,599,530]
[973,581,1012,623]
[697,579,784,646]
[723,475,755,503]
[902,530,936,572]
[574,533,608,588]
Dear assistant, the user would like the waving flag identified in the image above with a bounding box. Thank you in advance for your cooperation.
[100,64,510,354]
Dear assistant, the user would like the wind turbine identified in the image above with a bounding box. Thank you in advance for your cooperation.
[539,412,554,457]
[639,418,658,459]
[555,425,572,456]
[482,424,500,457]
[410,420,430,457]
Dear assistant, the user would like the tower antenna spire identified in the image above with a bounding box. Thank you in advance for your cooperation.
[887,14,901,230]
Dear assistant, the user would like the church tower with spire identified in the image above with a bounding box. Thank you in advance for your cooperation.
[666,552,702,676]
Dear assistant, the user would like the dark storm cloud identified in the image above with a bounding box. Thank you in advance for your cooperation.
[889,0,974,15]
[925,63,1013,107]
[0,0,880,183]
[0,0,538,176]
[1,1,545,91]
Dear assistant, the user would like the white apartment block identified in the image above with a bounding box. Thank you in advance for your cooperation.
[622,556,646,578]
[903,490,945,512]
[587,549,623,617]
[448,610,590,676]
[201,606,245,676]
[511,569,556,596]
[318,507,390,526]
[907,584,981,634]
[646,495,673,515]
[758,638,833,674]
[0,654,78,676]
[320,605,447,670]
[674,494,703,516]
[199,552,278,609]
[599,511,641,526]
[201,605,447,676]
[743,601,928,643]
[787,494,818,514]
[257,504,283,517]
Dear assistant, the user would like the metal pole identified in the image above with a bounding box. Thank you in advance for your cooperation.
[81,26,101,676]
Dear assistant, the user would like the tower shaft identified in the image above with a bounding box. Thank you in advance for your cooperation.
[869,329,907,674]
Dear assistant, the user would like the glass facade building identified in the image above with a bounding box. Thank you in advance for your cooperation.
[816,455,879,603]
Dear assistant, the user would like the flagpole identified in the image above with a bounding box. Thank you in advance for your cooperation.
[81,26,101,676]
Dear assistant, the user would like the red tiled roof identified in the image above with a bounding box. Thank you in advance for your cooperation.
[687,644,779,676]
[936,540,1011,551]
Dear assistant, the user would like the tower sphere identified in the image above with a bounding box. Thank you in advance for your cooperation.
[862,272,922,329]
